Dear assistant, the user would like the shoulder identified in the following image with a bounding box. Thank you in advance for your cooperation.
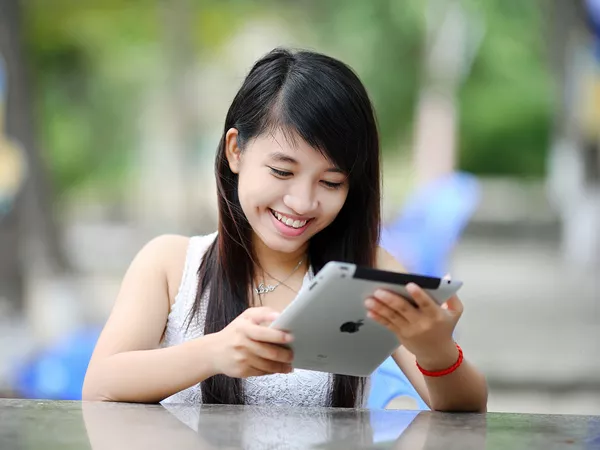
[130,234,200,304]
[375,246,407,273]
[126,234,190,276]
[139,234,191,267]
[140,232,217,269]
[143,233,191,254]
[157,232,219,304]
[135,235,191,300]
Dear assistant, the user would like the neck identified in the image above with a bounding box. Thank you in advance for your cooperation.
[252,233,308,280]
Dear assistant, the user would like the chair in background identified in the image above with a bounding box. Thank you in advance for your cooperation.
[367,171,481,409]
[12,327,101,400]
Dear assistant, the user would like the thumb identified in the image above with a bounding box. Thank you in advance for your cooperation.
[445,295,463,314]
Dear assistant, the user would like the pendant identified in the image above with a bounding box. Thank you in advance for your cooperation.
[254,283,277,295]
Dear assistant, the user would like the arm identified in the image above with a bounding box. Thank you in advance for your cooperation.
[82,235,220,403]
[82,235,294,403]
[374,247,488,412]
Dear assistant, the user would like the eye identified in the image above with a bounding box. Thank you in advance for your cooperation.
[269,167,292,178]
[321,180,344,190]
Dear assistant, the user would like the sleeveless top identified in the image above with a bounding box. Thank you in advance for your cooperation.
[159,232,369,408]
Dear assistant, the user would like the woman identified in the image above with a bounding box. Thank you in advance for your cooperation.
[82,48,488,412]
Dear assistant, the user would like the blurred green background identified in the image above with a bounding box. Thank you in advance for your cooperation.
[1,0,599,417]
[23,0,553,203]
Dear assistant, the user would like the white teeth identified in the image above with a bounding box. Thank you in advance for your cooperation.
[271,210,309,229]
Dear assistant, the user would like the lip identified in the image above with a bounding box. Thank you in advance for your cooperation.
[269,209,313,237]
[269,208,314,221]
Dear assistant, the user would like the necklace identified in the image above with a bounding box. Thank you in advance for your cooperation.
[254,258,304,295]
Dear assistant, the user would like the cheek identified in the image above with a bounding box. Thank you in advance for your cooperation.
[321,190,349,221]
[237,172,274,213]
[235,174,254,218]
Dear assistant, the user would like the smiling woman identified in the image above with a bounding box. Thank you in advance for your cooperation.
[82,47,487,413]
[225,128,350,249]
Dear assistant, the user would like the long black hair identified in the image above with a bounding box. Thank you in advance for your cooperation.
[189,48,381,407]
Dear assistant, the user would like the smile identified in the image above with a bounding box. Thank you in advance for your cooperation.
[269,209,312,229]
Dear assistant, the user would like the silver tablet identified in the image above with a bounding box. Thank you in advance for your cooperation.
[270,261,463,377]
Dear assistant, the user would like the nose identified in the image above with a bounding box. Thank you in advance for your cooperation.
[283,183,318,216]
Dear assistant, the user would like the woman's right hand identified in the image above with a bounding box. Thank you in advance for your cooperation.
[212,307,295,378]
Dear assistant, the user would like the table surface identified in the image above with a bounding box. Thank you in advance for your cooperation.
[1,399,599,450]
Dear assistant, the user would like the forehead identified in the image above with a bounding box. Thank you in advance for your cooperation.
[248,129,337,168]
[255,128,327,155]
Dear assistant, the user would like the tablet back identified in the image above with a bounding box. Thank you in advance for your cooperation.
[270,262,462,377]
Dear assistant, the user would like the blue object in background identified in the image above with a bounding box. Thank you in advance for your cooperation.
[586,0,600,39]
[0,56,6,101]
[585,0,600,60]
[368,356,429,411]
[367,172,481,409]
[12,327,101,400]
[381,172,481,278]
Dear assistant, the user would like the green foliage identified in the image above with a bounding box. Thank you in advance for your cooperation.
[299,0,555,177]
[457,0,555,177]
[23,0,160,199]
[20,0,556,202]
[22,0,271,200]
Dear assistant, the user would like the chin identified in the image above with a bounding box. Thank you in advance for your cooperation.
[253,222,311,254]
[262,233,309,254]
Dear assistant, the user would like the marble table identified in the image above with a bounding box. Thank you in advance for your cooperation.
[1,399,599,449]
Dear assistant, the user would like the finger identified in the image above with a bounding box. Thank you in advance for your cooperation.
[248,354,293,374]
[245,322,293,345]
[245,339,294,364]
[365,297,410,327]
[372,290,421,323]
[243,306,280,324]
[405,283,439,314]
[366,309,396,332]
[445,295,464,314]
[242,368,273,378]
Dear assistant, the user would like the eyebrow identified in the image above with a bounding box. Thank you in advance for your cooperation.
[268,151,344,173]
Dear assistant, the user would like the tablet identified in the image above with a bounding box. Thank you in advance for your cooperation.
[269,261,463,377]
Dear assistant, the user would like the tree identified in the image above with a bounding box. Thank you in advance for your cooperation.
[0,0,68,313]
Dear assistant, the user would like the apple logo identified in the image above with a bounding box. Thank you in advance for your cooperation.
[340,319,364,333]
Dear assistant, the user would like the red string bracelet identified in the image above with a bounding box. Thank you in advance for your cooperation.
[416,343,463,377]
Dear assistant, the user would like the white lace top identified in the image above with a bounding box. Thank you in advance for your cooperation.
[160,232,368,408]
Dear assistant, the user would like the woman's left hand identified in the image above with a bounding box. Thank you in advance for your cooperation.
[364,283,463,363]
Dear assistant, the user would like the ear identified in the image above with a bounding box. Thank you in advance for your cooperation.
[225,128,242,174]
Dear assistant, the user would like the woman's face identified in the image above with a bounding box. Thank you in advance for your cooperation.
[225,128,349,255]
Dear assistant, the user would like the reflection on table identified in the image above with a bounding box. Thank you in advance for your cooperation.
[1,399,599,450]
